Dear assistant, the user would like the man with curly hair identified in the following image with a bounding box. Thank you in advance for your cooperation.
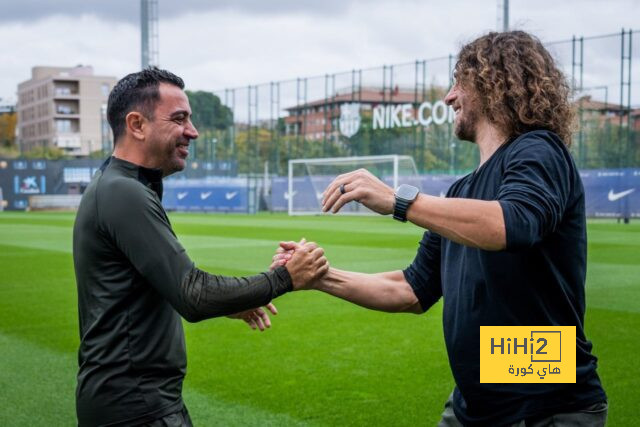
[274,31,607,425]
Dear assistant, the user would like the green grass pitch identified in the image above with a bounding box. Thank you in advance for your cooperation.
[0,212,638,425]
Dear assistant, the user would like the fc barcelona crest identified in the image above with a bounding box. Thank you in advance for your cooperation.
[339,103,361,138]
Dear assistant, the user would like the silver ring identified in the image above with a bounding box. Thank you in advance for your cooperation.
[340,184,346,194]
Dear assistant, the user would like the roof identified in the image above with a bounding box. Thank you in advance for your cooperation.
[285,87,430,111]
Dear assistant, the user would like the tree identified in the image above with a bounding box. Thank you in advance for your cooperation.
[22,145,68,160]
[185,90,233,131]
[184,90,235,166]
[0,112,17,148]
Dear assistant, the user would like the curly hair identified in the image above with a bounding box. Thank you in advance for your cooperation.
[455,31,574,145]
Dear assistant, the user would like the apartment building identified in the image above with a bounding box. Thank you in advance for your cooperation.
[17,65,116,156]
[578,95,640,131]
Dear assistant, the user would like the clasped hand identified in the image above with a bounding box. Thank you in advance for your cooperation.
[270,238,329,290]
[229,239,328,331]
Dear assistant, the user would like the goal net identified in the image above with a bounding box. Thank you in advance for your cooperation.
[287,155,421,216]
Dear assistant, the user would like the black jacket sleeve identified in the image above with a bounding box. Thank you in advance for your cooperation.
[179,266,292,322]
[99,178,292,322]
[497,132,573,250]
[402,230,443,312]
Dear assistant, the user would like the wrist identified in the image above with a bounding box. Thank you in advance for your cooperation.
[386,193,396,215]
[314,267,336,292]
[274,265,294,294]
[393,184,420,222]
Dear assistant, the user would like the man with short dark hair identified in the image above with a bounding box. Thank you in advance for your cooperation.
[275,31,607,426]
[73,67,328,426]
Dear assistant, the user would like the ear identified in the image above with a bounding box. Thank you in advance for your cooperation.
[125,111,147,141]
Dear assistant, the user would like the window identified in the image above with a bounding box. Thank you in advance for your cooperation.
[56,120,72,133]
[56,105,74,114]
[55,87,71,96]
[101,83,110,97]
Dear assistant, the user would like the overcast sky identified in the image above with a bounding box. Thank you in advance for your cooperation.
[1,0,638,106]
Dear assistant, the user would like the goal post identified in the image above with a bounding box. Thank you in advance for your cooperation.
[287,155,421,216]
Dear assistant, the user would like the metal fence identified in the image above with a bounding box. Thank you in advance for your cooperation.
[182,29,639,176]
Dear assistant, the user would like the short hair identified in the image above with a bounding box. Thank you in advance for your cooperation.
[107,67,185,143]
[454,31,574,145]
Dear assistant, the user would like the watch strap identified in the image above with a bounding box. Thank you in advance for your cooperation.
[393,197,411,222]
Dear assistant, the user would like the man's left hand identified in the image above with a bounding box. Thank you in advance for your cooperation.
[322,168,395,215]
[227,303,278,331]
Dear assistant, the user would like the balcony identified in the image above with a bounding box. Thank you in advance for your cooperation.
[55,118,80,134]
[54,99,80,120]
[53,80,80,99]
[54,88,79,97]
[54,134,82,149]
[54,109,79,120]
[55,105,77,115]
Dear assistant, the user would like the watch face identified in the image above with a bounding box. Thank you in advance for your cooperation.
[396,184,419,201]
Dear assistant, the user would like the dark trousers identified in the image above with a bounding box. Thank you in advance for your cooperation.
[139,405,193,427]
[438,393,607,427]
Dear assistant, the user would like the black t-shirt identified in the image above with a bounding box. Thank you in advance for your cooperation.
[403,130,606,426]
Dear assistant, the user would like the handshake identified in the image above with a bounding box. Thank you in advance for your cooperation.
[229,239,329,331]
[227,238,329,331]
[269,238,329,291]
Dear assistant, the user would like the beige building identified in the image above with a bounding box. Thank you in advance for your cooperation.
[17,65,117,156]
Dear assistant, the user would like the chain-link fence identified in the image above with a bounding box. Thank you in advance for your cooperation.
[190,29,640,176]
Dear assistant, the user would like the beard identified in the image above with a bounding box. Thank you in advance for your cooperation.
[153,140,188,178]
[454,108,479,143]
[166,145,188,176]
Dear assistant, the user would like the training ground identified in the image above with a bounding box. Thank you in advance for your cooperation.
[0,212,638,425]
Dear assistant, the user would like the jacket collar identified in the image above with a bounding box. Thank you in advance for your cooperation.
[101,156,164,200]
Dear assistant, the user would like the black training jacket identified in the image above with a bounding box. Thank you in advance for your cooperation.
[73,157,291,426]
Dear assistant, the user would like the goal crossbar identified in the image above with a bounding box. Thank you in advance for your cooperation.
[287,155,418,216]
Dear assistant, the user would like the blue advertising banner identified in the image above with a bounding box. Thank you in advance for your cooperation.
[0,158,237,211]
[271,170,640,218]
[1,157,638,219]
[419,174,463,198]
[580,169,640,218]
[0,159,51,210]
[163,178,249,212]
[270,177,289,212]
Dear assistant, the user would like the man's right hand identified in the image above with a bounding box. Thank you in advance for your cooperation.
[277,240,328,290]
[269,238,301,271]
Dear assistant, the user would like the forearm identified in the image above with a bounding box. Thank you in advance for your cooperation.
[407,194,506,250]
[179,266,292,322]
[315,268,421,313]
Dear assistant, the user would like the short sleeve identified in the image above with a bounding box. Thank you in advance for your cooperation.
[497,132,573,250]
[403,230,443,312]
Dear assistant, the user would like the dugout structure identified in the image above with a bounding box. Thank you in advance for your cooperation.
[287,155,421,216]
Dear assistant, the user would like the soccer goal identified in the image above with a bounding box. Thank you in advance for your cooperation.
[287,155,421,216]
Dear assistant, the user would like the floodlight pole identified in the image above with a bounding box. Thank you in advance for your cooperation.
[393,155,399,190]
[141,0,159,69]
[287,159,293,215]
[497,0,509,31]
[503,0,509,32]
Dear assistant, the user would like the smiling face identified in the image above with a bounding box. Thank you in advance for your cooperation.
[444,78,481,143]
[144,83,199,177]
